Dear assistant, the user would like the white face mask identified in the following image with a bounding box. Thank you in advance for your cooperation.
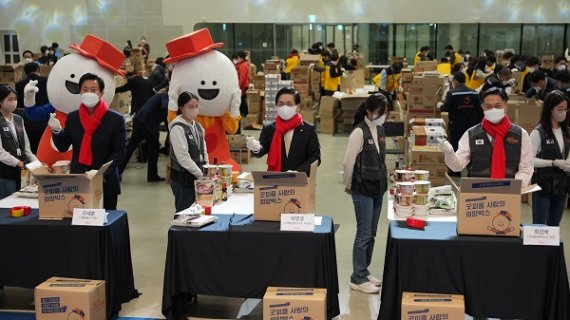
[527,67,536,73]
[373,115,386,126]
[553,110,567,123]
[23,58,33,63]
[81,92,100,108]
[556,64,567,71]
[2,100,17,112]
[533,86,542,92]
[484,108,505,124]
[464,54,471,60]
[502,80,510,86]
[183,107,199,120]
[277,105,297,121]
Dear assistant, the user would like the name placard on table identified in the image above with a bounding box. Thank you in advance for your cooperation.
[522,225,560,246]
[72,208,107,226]
[280,213,315,232]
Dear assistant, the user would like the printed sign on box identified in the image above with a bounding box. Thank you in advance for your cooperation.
[263,287,326,320]
[401,292,464,320]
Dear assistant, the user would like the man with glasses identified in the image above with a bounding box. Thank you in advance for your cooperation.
[438,87,533,186]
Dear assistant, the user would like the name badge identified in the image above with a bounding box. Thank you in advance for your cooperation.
[188,135,194,140]
[368,138,374,144]
[3,127,9,132]
[475,139,484,145]
[546,139,555,145]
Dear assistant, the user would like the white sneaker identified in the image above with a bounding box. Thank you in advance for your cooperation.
[350,281,380,294]
[367,275,382,286]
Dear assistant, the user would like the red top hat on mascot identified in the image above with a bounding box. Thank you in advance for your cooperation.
[164,28,223,63]
[69,34,126,75]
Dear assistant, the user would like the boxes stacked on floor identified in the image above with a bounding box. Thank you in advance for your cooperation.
[318,96,340,134]
[252,74,266,90]
[507,97,543,134]
[406,75,445,118]
[130,48,145,75]
[291,65,318,123]
[340,93,370,133]
[263,287,326,320]
[413,60,438,72]
[110,75,131,115]
[0,65,15,87]
[228,134,249,164]
[246,89,262,127]
[263,59,281,75]
[263,74,281,123]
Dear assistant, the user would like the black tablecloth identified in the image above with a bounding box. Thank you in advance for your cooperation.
[0,209,139,319]
[378,221,570,320]
[162,215,340,320]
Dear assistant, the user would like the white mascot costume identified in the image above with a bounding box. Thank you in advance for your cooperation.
[24,35,124,166]
[165,28,242,170]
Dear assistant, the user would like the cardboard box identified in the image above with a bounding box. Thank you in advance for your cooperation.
[511,71,524,92]
[253,162,317,221]
[541,55,555,69]
[412,76,445,88]
[413,163,449,179]
[263,287,326,320]
[406,84,443,95]
[35,277,106,320]
[247,90,262,114]
[414,60,438,72]
[409,146,445,165]
[291,65,310,81]
[299,54,322,65]
[231,148,250,164]
[401,292,464,320]
[411,126,446,146]
[300,109,316,124]
[401,69,413,83]
[318,96,340,117]
[341,94,370,112]
[110,92,131,115]
[253,75,266,90]
[407,94,439,110]
[457,178,536,237]
[294,81,310,95]
[28,161,110,220]
[408,118,445,128]
[516,102,542,132]
[228,134,247,149]
[0,65,15,83]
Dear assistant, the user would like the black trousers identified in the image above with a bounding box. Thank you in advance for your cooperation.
[119,119,160,179]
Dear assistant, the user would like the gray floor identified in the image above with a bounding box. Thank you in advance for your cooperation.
[2,130,569,320]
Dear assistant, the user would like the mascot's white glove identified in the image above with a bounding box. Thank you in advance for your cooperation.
[229,88,241,118]
[24,80,39,107]
[48,113,62,132]
[167,83,182,113]
[437,138,454,154]
[246,136,261,152]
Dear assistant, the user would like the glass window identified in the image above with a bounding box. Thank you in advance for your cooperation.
[394,24,435,64]
[479,24,521,54]
[521,24,565,57]
[436,24,478,57]
[366,24,390,64]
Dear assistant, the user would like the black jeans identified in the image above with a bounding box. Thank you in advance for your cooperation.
[119,119,160,179]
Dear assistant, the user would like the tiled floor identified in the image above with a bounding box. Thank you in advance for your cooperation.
[2,129,569,320]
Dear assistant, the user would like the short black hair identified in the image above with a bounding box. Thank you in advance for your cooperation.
[125,71,136,78]
[238,51,247,60]
[453,71,466,84]
[391,62,403,73]
[330,52,339,61]
[529,71,546,83]
[554,70,570,83]
[487,56,497,64]
[24,62,39,75]
[291,49,299,55]
[510,54,521,64]
[484,49,495,57]
[502,52,514,60]
[481,87,508,102]
[51,42,59,49]
[327,42,335,49]
[420,46,430,52]
[155,57,165,67]
[445,45,453,50]
[40,46,48,54]
[497,66,512,77]
[526,56,540,67]
[555,56,568,64]
[22,50,33,58]
[440,57,449,63]
[79,73,105,91]
[275,86,301,105]
[178,91,199,107]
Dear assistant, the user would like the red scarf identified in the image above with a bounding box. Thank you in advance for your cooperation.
[267,113,303,172]
[481,115,511,179]
[78,99,108,166]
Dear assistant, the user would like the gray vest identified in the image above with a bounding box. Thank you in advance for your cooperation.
[532,125,570,195]
[467,123,521,178]
[351,121,387,197]
[169,121,206,185]
[0,114,28,180]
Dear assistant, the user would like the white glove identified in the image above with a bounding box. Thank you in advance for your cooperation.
[437,138,454,154]
[246,136,261,152]
[507,78,517,86]
[24,80,39,107]
[398,86,404,93]
[229,89,241,117]
[554,159,567,170]
[167,83,182,113]
[436,101,444,110]
[48,113,62,132]
[308,63,315,70]
[563,160,570,172]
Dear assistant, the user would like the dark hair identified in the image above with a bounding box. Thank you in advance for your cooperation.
[510,54,521,64]
[555,56,567,64]
[475,57,487,72]
[275,86,301,105]
[178,91,199,107]
[291,49,299,55]
[0,85,16,102]
[440,57,449,63]
[155,57,165,67]
[497,66,512,78]
[528,71,546,84]
[330,52,339,61]
[465,50,471,55]
[391,62,403,73]
[451,63,463,74]
[79,73,105,91]
[526,56,540,67]
[238,51,247,60]
[539,90,570,132]
[22,50,33,58]
[40,45,48,54]
[352,93,388,128]
[125,71,136,78]
[458,49,464,54]
[51,42,59,49]
[502,52,514,60]
[327,42,335,49]
[445,45,453,51]
[321,51,331,58]
[127,40,132,47]
[453,71,466,84]
[484,49,495,57]
[487,56,497,64]
[554,69,570,83]
[420,46,430,52]
[24,62,39,75]
[481,87,508,102]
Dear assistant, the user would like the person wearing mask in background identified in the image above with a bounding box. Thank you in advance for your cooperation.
[15,62,49,153]
[436,57,451,75]
[19,50,35,66]
[438,87,533,186]
[139,36,150,64]
[444,45,462,66]
[50,73,127,210]
[526,71,557,101]
[246,87,320,176]
[148,57,166,90]
[414,46,431,65]
[530,90,570,226]
[450,62,464,75]
[554,56,567,72]
[51,42,63,59]
[327,42,339,57]
[555,69,570,98]
[115,71,155,114]
[486,55,500,74]
[119,93,168,182]
[37,46,52,65]
[522,56,540,92]
[169,91,207,212]
[502,51,514,67]
[342,93,389,294]
[463,51,472,65]
[372,61,403,106]
[123,40,133,58]
[322,52,343,96]
[466,57,493,91]
[0,86,38,199]
[284,49,300,80]
[481,66,516,95]
[440,72,483,176]
[235,51,250,117]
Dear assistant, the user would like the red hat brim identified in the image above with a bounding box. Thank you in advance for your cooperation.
[69,44,126,76]
[163,42,223,64]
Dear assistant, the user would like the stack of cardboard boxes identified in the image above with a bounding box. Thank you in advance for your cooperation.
[339,69,365,93]
[245,89,263,128]
[406,76,445,118]
[110,75,131,115]
[318,96,340,134]
[0,65,16,86]
[407,119,448,186]
[130,48,145,75]
[263,59,281,75]
[413,60,438,72]
[507,96,543,134]
[339,94,370,133]
[264,74,281,123]
[228,134,249,164]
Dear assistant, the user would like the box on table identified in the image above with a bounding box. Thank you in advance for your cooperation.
[407,94,439,110]
[263,287,326,320]
[457,178,537,237]
[541,55,555,69]
[27,161,111,220]
[516,101,542,133]
[109,92,131,115]
[410,163,448,180]
[0,65,16,83]
[406,84,443,95]
[341,93,370,112]
[253,161,317,221]
[411,126,446,146]
[299,54,322,66]
[409,146,445,165]
[35,277,106,320]
[401,292,464,320]
[228,134,247,149]
[412,76,445,87]
[408,118,445,128]
[413,61,438,72]
[511,71,524,92]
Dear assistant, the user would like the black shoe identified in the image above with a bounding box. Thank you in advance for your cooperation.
[159,147,169,156]
[147,176,166,182]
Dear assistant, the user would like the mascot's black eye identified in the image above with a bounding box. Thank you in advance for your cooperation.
[70,74,75,78]
[213,81,217,85]
[201,80,205,85]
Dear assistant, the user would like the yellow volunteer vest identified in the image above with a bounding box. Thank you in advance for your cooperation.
[437,63,451,75]
[467,69,485,90]
[324,65,341,91]
[285,56,300,73]
[373,71,400,92]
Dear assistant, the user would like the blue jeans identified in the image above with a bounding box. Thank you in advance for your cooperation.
[0,178,17,200]
[171,180,196,213]
[532,191,567,226]
[351,191,383,284]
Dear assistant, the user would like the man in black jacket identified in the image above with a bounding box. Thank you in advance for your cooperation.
[50,73,127,210]
[526,71,557,101]
[480,66,516,95]
[245,87,320,176]
[118,93,168,182]
[15,62,49,153]
[115,72,154,114]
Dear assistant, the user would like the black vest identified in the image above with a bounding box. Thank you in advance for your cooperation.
[169,121,207,186]
[532,125,570,195]
[468,123,521,178]
[351,121,387,197]
[0,114,28,180]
